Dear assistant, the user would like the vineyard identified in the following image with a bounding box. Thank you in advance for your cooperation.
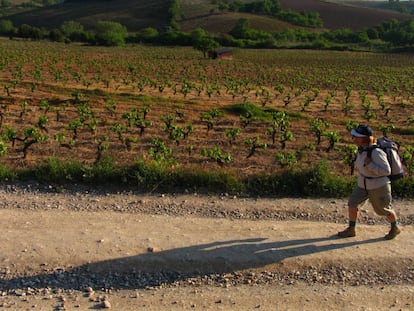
[0,39,414,194]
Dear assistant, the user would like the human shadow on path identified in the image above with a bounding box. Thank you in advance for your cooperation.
[0,235,385,291]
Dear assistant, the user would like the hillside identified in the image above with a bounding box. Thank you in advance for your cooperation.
[278,0,412,30]
[3,0,413,34]
[180,0,413,34]
[333,0,414,13]
[4,0,170,32]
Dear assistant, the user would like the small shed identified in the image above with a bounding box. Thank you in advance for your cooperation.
[208,47,233,60]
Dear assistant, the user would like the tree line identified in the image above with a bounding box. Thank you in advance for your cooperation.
[213,0,323,28]
[0,0,413,52]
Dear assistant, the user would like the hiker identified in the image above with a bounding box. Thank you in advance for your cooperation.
[338,124,401,240]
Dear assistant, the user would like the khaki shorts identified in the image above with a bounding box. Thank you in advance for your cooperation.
[348,184,393,216]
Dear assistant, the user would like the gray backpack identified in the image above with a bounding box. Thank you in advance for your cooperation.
[368,137,404,181]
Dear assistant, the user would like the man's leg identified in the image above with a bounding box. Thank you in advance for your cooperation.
[385,210,401,240]
[338,186,367,238]
[338,206,359,238]
[369,184,401,240]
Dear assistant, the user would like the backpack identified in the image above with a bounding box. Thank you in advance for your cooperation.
[368,137,404,181]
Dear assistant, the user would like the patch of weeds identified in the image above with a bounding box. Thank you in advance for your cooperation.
[21,157,85,183]
[175,167,244,194]
[224,102,271,122]
[0,164,17,181]
[129,157,177,191]
[245,160,354,197]
[82,156,120,183]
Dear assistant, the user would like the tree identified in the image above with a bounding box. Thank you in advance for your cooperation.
[159,29,191,45]
[138,27,159,43]
[42,0,59,5]
[60,20,85,42]
[94,21,128,46]
[49,28,65,42]
[1,0,11,8]
[230,18,251,39]
[229,0,244,12]
[168,0,180,30]
[0,19,14,34]
[191,28,219,57]
[17,24,47,40]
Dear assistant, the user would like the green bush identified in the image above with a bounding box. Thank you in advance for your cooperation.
[246,160,354,197]
[0,164,16,181]
[94,21,128,46]
[391,176,414,199]
[224,102,273,121]
[21,156,121,185]
[22,157,85,183]
[130,157,176,191]
[82,156,119,183]
[3,158,414,198]
[293,160,354,197]
[0,19,14,34]
[175,167,244,194]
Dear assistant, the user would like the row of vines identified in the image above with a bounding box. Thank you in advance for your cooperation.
[0,40,414,181]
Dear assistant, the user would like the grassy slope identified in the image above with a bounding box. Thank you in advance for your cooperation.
[3,0,413,34]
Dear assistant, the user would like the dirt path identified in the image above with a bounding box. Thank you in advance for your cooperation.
[0,184,413,310]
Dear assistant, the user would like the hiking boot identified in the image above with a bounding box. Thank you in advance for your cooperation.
[384,226,401,240]
[337,226,356,238]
